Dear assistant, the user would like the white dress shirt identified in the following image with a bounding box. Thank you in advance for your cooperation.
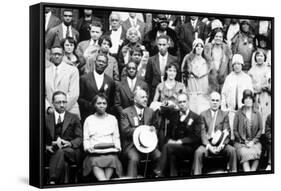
[45,11,51,31]
[180,109,189,122]
[110,27,122,54]
[135,106,144,120]
[94,70,105,90]
[62,23,73,38]
[127,77,137,92]
[54,111,65,124]
[159,53,168,76]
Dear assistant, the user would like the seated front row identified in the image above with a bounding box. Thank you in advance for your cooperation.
[45,89,266,184]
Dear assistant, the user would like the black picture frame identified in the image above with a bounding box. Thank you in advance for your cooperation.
[29,2,274,189]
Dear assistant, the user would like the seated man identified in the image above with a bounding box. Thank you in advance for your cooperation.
[156,93,202,177]
[120,89,161,178]
[193,91,237,175]
[45,91,82,184]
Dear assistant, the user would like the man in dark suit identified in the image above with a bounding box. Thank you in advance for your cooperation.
[156,93,202,177]
[78,53,116,122]
[178,16,207,60]
[145,34,178,103]
[120,89,161,178]
[193,91,237,175]
[76,9,104,42]
[45,7,61,34]
[45,91,82,184]
[115,61,149,118]
[45,9,79,50]
[143,14,179,57]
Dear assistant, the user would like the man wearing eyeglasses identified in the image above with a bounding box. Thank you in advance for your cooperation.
[46,45,80,118]
[46,9,80,50]
[45,91,82,184]
[193,91,237,175]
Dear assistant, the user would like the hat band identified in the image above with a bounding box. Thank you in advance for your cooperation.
[138,136,149,148]
[211,132,225,147]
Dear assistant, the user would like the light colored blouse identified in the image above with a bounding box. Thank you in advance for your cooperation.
[83,113,121,153]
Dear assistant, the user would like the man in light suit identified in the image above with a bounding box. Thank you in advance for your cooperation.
[193,91,237,175]
[78,53,116,122]
[45,9,79,50]
[45,91,82,184]
[45,45,80,118]
[45,7,61,34]
[145,34,178,103]
[120,89,161,178]
[122,12,146,42]
[75,21,103,73]
[115,61,149,119]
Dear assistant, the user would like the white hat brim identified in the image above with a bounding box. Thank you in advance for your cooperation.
[133,125,158,153]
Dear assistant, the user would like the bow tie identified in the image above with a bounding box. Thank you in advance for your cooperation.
[180,110,186,116]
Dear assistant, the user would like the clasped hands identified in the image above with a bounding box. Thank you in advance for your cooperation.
[46,137,72,153]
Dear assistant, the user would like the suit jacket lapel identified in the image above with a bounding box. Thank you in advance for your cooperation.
[122,80,133,99]
[154,55,161,76]
[58,24,64,41]
[48,114,55,140]
[46,66,55,91]
[90,72,99,92]
[55,62,66,87]
[62,112,71,135]
[214,110,223,131]
[205,109,213,133]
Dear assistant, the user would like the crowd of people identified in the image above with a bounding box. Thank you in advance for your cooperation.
[44,7,272,185]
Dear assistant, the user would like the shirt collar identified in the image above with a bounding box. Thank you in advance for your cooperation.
[135,105,144,115]
[54,110,65,124]
[94,70,105,79]
[159,52,168,59]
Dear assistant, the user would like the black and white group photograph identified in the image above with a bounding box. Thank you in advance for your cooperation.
[24,0,278,190]
[39,3,273,187]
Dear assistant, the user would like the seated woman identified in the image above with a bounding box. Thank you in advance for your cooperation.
[233,89,262,172]
[182,38,211,114]
[152,62,186,148]
[61,37,82,74]
[83,93,123,180]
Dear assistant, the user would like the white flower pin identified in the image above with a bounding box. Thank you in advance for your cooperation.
[188,118,194,126]
[104,84,108,91]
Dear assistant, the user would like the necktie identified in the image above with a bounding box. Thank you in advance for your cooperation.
[54,67,59,88]
[208,111,217,138]
[235,84,239,110]
[66,26,70,38]
[57,115,62,124]
[138,111,143,120]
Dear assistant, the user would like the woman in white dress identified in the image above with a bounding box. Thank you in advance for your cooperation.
[83,93,122,181]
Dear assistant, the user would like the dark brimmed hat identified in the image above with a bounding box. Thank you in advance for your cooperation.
[154,14,169,24]
[242,89,255,103]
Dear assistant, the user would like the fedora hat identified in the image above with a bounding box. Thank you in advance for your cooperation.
[133,125,158,153]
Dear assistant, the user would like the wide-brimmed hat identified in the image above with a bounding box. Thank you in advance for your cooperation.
[242,89,255,103]
[133,125,158,153]
[211,19,223,30]
[154,14,169,24]
[192,38,204,50]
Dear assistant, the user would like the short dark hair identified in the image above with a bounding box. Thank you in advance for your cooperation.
[91,93,108,105]
[89,20,103,31]
[52,91,67,102]
[254,50,267,63]
[208,28,227,44]
[63,9,73,14]
[98,35,112,48]
[163,62,179,81]
[96,52,108,63]
[60,36,77,51]
[129,45,144,56]
[156,34,170,43]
